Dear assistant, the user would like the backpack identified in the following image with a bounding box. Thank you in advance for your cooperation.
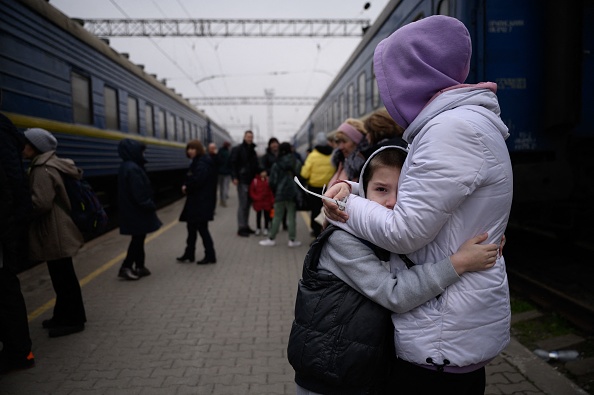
[61,173,109,237]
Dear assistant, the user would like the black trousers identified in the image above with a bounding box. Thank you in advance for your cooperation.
[123,234,146,269]
[0,229,32,358]
[46,257,86,326]
[0,265,32,358]
[255,209,271,229]
[390,357,486,395]
[185,221,215,261]
[306,186,324,237]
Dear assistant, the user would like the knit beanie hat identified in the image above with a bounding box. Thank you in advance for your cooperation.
[24,128,58,153]
[373,15,472,130]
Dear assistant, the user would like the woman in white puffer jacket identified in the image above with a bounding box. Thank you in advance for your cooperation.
[324,15,513,393]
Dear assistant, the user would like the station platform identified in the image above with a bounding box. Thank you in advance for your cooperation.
[0,188,587,395]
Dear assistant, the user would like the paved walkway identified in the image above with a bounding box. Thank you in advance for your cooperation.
[0,188,586,394]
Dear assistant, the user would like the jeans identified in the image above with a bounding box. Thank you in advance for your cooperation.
[218,174,231,203]
[236,183,251,230]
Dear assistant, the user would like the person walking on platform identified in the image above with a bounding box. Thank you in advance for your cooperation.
[0,113,35,372]
[216,141,232,207]
[230,130,260,237]
[299,132,335,238]
[21,128,87,338]
[117,139,162,280]
[249,170,274,236]
[176,140,218,265]
[259,142,302,248]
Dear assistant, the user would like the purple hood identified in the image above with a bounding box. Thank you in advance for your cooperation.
[373,15,472,130]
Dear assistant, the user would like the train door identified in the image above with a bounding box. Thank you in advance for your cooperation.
[481,0,547,152]
[576,2,594,138]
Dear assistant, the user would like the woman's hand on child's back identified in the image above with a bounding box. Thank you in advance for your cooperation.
[450,233,498,275]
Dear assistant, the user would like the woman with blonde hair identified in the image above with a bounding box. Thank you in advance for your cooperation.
[362,108,407,159]
[329,118,368,185]
[364,108,404,145]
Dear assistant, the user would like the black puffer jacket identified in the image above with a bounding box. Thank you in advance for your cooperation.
[287,226,395,395]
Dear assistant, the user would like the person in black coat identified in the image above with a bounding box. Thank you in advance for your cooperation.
[230,130,260,237]
[0,112,35,373]
[176,140,218,264]
[117,139,162,280]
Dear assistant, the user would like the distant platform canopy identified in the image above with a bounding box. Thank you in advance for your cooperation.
[80,18,371,38]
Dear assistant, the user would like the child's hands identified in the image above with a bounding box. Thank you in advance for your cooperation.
[450,233,498,275]
[322,183,350,222]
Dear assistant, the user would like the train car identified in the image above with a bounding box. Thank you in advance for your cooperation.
[0,0,233,211]
[293,0,594,245]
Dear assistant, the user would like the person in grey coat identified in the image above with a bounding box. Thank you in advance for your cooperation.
[117,139,162,280]
[22,128,87,338]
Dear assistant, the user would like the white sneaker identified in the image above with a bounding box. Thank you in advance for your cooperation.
[263,228,268,236]
[259,238,276,247]
[255,228,261,236]
[288,240,302,248]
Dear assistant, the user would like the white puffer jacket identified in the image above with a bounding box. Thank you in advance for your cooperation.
[329,86,513,369]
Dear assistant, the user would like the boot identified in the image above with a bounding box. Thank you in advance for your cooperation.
[176,251,195,262]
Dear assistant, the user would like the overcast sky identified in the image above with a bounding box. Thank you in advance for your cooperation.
[49,0,390,146]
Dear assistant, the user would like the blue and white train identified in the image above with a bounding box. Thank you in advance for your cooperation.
[0,0,233,210]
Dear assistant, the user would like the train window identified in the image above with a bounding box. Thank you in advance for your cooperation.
[158,109,165,139]
[347,84,354,118]
[437,0,450,16]
[371,63,380,109]
[104,86,119,130]
[339,93,344,121]
[127,96,139,134]
[71,72,92,125]
[358,72,366,115]
[145,104,154,137]
[167,113,176,140]
[333,100,338,125]
[176,117,183,141]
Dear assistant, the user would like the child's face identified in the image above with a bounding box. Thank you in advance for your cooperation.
[366,166,401,210]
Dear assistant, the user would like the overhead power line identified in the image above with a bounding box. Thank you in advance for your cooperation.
[188,96,319,106]
[80,18,370,37]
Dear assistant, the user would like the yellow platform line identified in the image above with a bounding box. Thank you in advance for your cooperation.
[27,219,179,322]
